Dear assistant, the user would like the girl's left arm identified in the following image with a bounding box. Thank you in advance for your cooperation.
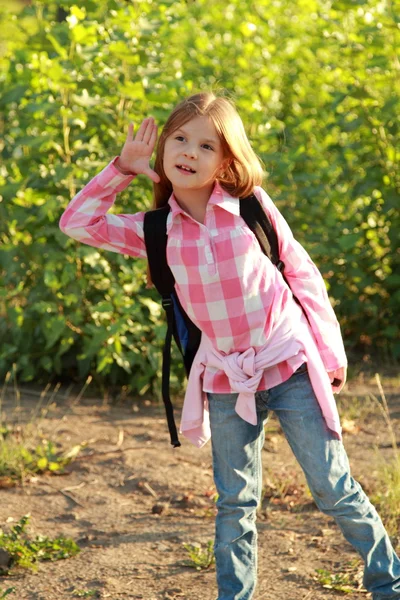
[255,187,347,373]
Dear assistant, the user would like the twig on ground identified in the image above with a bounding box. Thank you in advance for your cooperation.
[374,373,398,454]
[59,489,85,507]
[62,482,87,492]
[142,482,158,497]
[73,446,150,461]
[116,428,124,448]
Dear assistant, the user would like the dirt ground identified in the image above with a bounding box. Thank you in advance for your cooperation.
[0,372,399,600]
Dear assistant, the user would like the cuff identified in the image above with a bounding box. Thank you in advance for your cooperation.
[319,346,348,372]
[110,156,137,179]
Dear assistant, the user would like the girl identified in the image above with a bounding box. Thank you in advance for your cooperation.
[59,92,400,600]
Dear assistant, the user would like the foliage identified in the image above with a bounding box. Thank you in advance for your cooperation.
[0,515,80,573]
[182,540,215,570]
[372,457,400,538]
[0,423,82,483]
[0,0,399,392]
[315,559,364,594]
[72,591,100,598]
[369,374,400,538]
[0,589,15,599]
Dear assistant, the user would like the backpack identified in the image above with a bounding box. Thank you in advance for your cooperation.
[143,193,289,447]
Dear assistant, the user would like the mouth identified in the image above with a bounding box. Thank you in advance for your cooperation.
[176,164,196,174]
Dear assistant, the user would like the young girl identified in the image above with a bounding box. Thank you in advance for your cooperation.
[59,92,400,600]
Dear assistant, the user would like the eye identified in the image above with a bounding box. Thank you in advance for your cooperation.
[175,136,185,141]
[202,144,214,151]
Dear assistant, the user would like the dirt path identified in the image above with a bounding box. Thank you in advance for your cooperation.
[0,375,399,600]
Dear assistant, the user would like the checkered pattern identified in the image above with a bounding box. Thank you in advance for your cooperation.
[60,157,347,395]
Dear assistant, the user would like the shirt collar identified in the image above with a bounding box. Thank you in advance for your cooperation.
[167,180,240,221]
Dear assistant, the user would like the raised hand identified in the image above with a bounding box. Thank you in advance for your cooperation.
[116,117,160,183]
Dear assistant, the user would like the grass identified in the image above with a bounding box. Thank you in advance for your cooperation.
[0,434,83,484]
[0,589,15,599]
[0,368,87,485]
[0,370,84,576]
[336,392,377,423]
[0,515,80,574]
[369,374,400,539]
[182,540,215,570]
[314,558,364,594]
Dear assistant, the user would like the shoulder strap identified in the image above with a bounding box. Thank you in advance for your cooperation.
[144,194,282,290]
[143,205,175,296]
[239,193,282,268]
[144,206,181,448]
[143,193,291,447]
[240,193,303,308]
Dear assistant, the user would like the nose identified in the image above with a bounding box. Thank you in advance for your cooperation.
[183,146,197,159]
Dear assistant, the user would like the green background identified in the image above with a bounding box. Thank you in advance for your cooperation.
[0,0,399,397]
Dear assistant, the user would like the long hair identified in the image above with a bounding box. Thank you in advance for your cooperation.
[151,91,265,208]
[146,92,265,285]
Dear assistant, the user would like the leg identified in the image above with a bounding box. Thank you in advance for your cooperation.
[208,392,267,600]
[263,364,400,600]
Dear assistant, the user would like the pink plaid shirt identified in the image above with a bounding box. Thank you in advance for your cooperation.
[60,157,347,445]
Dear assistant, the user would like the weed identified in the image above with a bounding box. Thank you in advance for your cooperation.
[182,540,215,570]
[72,590,100,598]
[314,558,364,594]
[0,432,83,484]
[369,374,400,539]
[0,589,15,599]
[336,393,376,423]
[0,515,80,574]
[0,371,84,485]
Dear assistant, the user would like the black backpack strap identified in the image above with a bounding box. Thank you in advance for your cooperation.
[240,193,301,305]
[144,206,181,448]
[239,193,282,269]
[143,205,175,296]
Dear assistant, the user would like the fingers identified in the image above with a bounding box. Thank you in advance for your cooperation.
[135,117,157,145]
[126,122,134,142]
[149,120,158,148]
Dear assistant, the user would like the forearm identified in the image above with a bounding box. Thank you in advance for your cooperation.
[59,158,147,258]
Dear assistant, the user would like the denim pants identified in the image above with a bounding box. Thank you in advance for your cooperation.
[207,363,400,600]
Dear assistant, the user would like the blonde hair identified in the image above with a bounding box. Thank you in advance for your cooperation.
[151,91,265,208]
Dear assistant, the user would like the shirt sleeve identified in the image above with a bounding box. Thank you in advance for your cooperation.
[59,157,147,259]
[254,186,347,371]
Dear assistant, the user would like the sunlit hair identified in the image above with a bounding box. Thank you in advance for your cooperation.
[152,91,265,208]
[146,92,265,285]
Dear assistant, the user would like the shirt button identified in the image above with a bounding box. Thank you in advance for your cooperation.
[205,245,214,264]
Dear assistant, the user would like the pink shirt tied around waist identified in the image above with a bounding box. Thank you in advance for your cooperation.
[180,312,342,448]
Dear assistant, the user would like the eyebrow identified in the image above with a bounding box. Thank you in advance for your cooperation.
[176,128,219,146]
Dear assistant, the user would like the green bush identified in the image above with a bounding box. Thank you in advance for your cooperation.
[0,0,398,393]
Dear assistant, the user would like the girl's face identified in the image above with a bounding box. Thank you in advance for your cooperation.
[163,115,228,200]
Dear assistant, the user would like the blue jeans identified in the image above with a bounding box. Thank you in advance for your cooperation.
[208,363,400,600]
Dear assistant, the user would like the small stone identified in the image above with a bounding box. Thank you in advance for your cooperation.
[0,549,12,572]
[152,503,168,515]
